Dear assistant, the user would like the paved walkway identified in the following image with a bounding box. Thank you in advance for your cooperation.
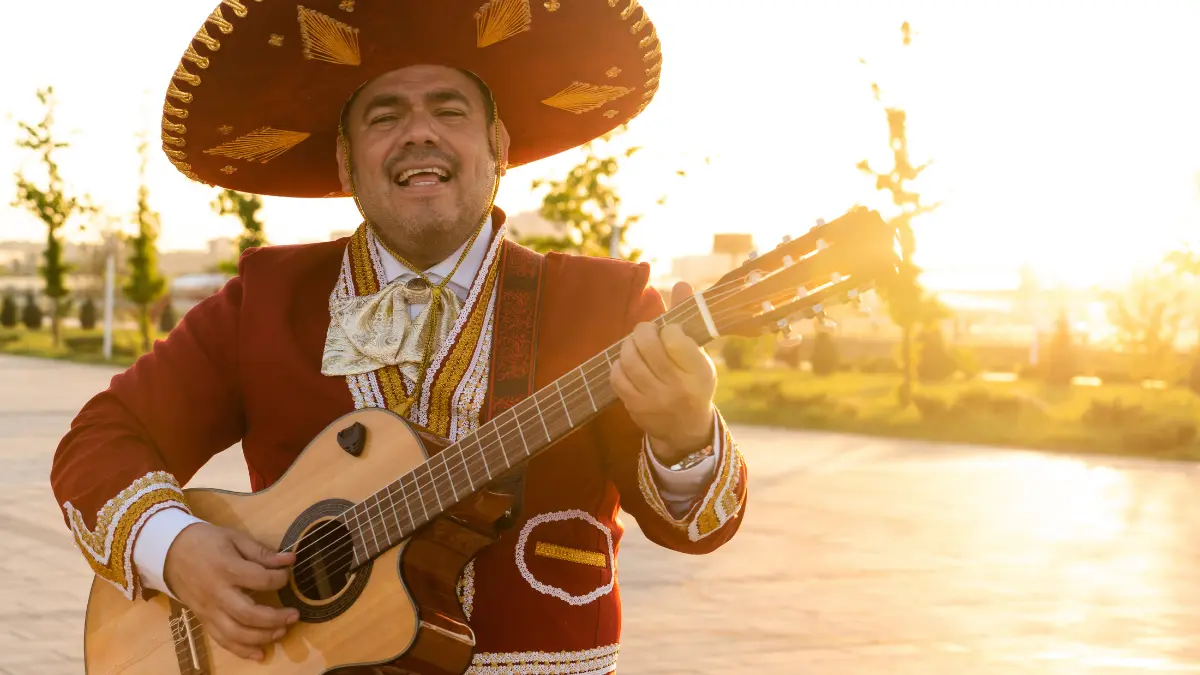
[3,353,1200,674]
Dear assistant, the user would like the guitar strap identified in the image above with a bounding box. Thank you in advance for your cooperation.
[480,239,544,527]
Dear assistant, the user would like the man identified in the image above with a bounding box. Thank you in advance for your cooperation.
[51,1,748,672]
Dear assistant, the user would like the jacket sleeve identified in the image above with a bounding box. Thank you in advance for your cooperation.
[49,256,252,601]
[595,264,748,554]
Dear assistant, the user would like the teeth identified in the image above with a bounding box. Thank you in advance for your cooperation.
[396,167,449,182]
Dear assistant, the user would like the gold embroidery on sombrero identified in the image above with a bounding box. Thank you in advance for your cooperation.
[62,471,190,600]
[202,127,312,164]
[162,133,185,148]
[339,0,356,13]
[164,102,189,119]
[222,0,249,19]
[182,45,211,70]
[193,24,221,51]
[173,64,201,87]
[475,0,533,49]
[541,82,633,114]
[163,119,188,135]
[543,0,560,11]
[269,34,285,47]
[297,5,362,66]
[605,66,621,78]
[207,5,235,34]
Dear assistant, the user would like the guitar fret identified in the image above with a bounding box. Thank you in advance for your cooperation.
[580,364,597,412]
[533,392,552,444]
[374,492,392,551]
[396,477,417,531]
[411,471,431,523]
[366,496,380,555]
[444,454,460,502]
[476,434,493,481]
[556,380,573,427]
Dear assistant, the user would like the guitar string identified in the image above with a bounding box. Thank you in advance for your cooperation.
[284,232,873,568]
[281,265,768,566]
[285,241,880,570]
[287,270,870,586]
[286,276,866,596]
[282,272,777,595]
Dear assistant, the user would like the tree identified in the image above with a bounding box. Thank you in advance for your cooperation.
[212,189,268,274]
[158,296,178,333]
[21,291,43,330]
[1046,309,1075,387]
[0,293,16,329]
[857,22,944,406]
[123,138,167,354]
[79,297,97,330]
[916,323,957,382]
[1104,268,1185,381]
[13,87,92,348]
[810,330,840,376]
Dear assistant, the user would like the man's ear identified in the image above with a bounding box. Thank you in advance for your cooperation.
[494,118,512,176]
[335,131,353,193]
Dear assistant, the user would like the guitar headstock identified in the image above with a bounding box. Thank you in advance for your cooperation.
[685,207,898,343]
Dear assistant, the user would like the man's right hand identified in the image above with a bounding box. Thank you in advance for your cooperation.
[164,522,300,661]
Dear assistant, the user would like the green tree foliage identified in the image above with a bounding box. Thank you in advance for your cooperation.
[123,139,167,354]
[810,330,840,376]
[13,87,93,348]
[858,22,945,406]
[0,293,17,328]
[212,189,268,274]
[524,126,643,260]
[79,297,97,330]
[21,291,43,330]
[1046,309,1075,387]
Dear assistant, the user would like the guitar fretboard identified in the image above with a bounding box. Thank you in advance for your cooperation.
[340,295,713,566]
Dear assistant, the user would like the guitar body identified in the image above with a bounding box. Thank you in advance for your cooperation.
[83,407,518,675]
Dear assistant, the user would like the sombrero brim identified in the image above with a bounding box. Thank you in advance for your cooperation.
[160,0,663,198]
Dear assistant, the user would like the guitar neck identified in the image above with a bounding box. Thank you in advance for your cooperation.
[342,293,715,565]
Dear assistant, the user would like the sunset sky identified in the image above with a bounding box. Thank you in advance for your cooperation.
[1,0,1198,291]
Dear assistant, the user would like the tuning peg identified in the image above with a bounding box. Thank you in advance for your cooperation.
[761,300,775,313]
[783,255,795,267]
[747,250,758,260]
[815,315,837,331]
[748,270,763,284]
[816,239,828,251]
[781,234,792,244]
[795,286,809,299]
[831,272,844,284]
[776,318,803,347]
[815,218,826,227]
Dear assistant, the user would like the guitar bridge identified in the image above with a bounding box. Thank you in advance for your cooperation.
[169,599,211,675]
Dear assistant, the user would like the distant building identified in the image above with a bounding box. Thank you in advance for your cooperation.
[665,233,756,291]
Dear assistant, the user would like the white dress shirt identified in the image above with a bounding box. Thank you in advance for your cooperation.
[132,217,716,598]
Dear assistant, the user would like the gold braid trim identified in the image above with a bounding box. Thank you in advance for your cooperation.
[636,410,745,542]
[424,251,501,436]
[467,644,620,675]
[348,225,380,295]
[62,471,190,600]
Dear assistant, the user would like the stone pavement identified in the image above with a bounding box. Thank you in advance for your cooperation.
[3,352,1200,674]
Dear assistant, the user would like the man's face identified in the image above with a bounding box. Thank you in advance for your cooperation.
[338,65,499,254]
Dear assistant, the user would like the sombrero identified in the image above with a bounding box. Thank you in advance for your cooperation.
[160,0,663,198]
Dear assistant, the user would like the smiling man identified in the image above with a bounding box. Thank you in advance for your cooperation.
[50,1,748,673]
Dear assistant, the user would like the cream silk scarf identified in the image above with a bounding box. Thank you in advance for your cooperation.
[321,277,462,381]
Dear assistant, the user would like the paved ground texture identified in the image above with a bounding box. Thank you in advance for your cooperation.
[3,353,1200,674]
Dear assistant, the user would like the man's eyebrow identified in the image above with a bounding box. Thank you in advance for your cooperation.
[426,88,473,107]
[360,93,405,119]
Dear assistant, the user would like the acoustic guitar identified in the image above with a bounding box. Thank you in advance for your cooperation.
[82,206,898,674]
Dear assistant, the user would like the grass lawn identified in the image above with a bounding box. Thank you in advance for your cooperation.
[0,327,144,367]
[714,368,1200,462]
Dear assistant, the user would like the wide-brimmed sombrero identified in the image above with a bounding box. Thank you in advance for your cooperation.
[160,0,663,198]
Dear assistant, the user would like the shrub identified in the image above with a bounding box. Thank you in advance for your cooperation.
[0,293,16,329]
[720,334,775,371]
[79,298,97,330]
[1082,398,1148,428]
[1046,310,1075,387]
[916,324,957,383]
[21,292,42,330]
[912,393,950,420]
[810,331,839,376]
[858,356,900,373]
[159,299,178,332]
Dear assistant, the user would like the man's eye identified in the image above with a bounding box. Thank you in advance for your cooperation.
[370,114,397,124]
[438,109,466,117]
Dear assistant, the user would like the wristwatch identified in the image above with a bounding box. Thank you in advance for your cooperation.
[668,444,715,471]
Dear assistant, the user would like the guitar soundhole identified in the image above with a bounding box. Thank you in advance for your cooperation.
[293,518,354,602]
[278,498,373,623]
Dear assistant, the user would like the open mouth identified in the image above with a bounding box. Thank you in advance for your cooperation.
[394,166,452,187]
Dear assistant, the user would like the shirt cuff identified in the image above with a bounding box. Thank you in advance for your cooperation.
[132,507,205,599]
[642,411,723,518]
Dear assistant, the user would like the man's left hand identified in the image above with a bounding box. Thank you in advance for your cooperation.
[611,282,717,466]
